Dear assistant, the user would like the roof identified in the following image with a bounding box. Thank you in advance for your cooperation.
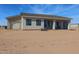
[7,13,71,20]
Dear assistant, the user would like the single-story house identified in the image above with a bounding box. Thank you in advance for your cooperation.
[7,13,71,30]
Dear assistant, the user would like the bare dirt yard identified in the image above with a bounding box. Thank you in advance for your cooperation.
[0,30,79,53]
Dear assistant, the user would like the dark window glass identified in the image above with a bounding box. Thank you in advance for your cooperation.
[63,22,68,29]
[26,19,31,26]
[36,20,41,26]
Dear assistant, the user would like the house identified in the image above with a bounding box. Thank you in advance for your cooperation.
[7,13,71,30]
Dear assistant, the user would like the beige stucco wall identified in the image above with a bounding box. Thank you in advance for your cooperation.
[68,24,79,30]
[23,18,44,29]
[7,20,10,29]
[8,19,21,30]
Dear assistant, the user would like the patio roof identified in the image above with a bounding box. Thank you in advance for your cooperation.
[7,13,72,20]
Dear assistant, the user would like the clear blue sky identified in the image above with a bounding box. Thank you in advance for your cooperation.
[0,4,79,25]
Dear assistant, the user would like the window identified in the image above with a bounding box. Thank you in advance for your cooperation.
[36,20,41,26]
[63,22,68,29]
[26,19,31,26]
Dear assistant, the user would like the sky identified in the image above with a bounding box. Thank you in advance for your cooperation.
[0,4,79,25]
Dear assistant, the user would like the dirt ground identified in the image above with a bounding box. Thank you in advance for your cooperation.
[0,30,79,53]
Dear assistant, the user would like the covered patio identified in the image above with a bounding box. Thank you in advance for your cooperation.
[44,20,70,30]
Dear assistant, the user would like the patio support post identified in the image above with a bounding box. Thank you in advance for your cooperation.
[53,21,56,30]
[61,22,63,29]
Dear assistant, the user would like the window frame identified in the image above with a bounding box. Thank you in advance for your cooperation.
[36,19,41,26]
[26,19,32,26]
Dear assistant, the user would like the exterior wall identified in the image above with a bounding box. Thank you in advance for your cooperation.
[23,18,44,30]
[68,24,79,30]
[8,19,21,30]
[7,20,10,29]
